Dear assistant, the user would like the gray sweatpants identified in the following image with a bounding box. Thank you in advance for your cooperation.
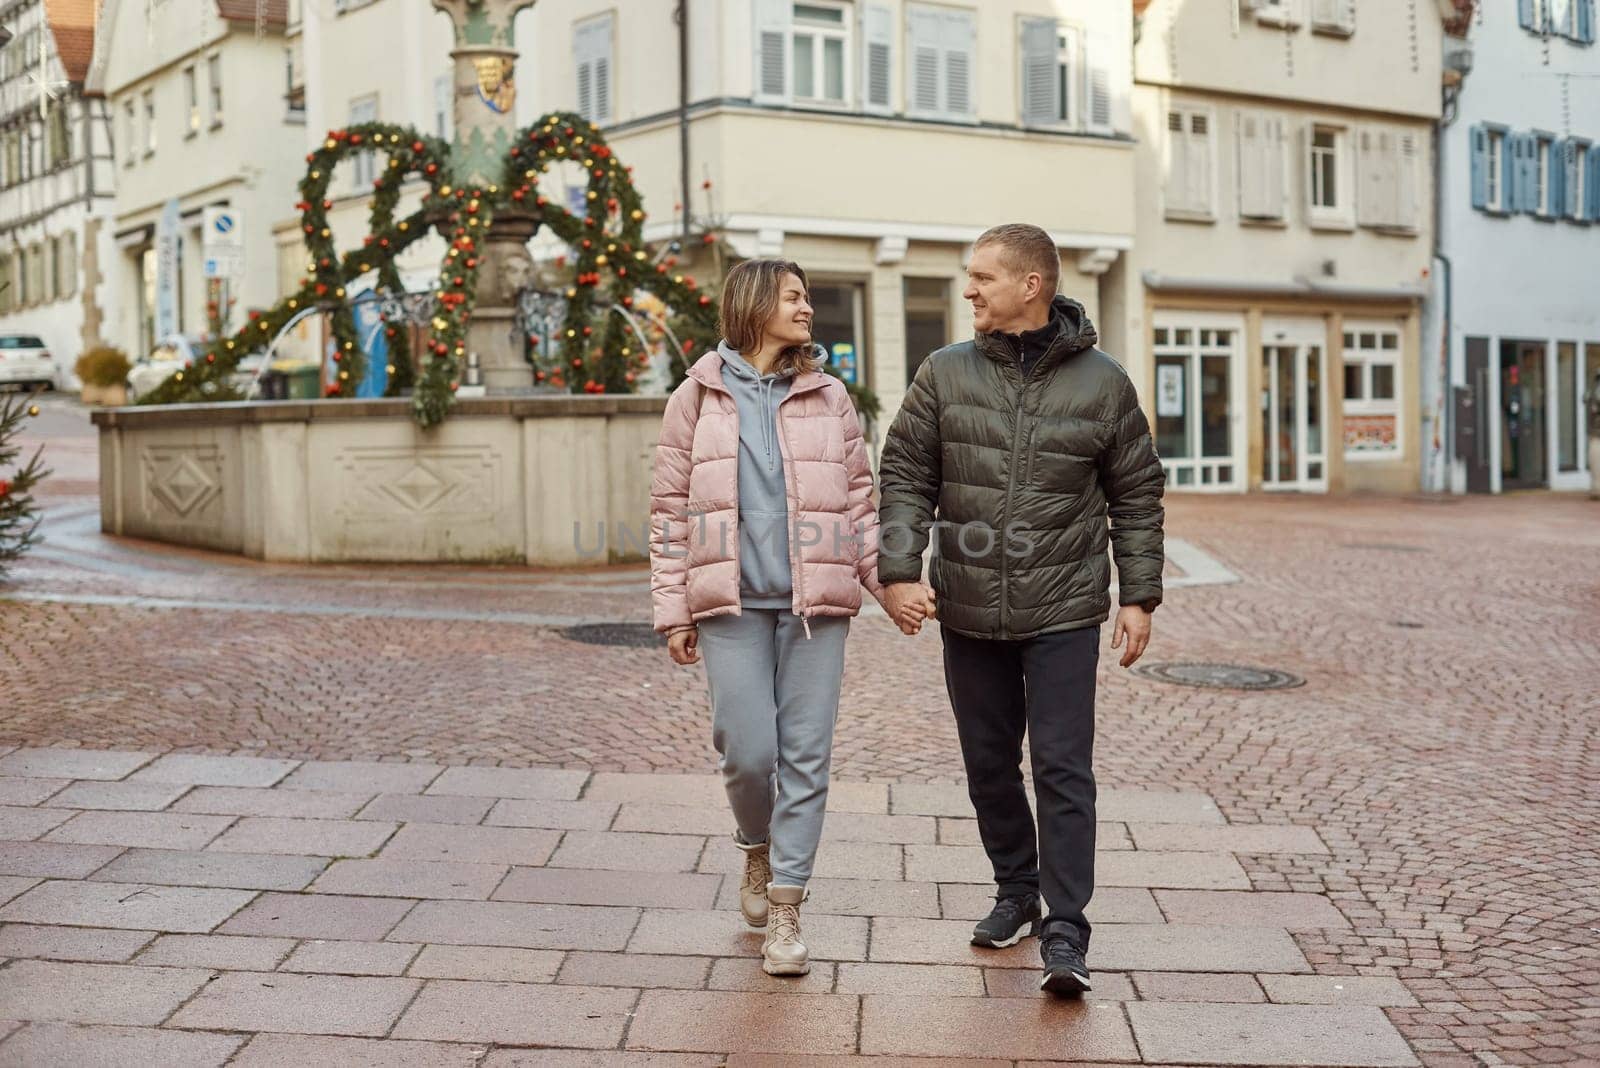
[698,609,849,889]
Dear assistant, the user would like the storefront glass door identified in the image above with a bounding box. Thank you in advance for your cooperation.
[1499,340,1546,489]
[1260,328,1327,491]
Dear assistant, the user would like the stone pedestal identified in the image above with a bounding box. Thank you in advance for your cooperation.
[470,211,539,393]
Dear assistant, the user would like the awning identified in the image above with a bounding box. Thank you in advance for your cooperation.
[1142,271,1425,302]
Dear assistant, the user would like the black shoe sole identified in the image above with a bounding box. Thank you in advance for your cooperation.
[970,918,1041,949]
[1040,968,1092,997]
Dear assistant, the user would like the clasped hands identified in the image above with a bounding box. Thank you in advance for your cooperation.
[884,581,937,636]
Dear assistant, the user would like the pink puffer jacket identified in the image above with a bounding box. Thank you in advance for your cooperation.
[650,351,886,634]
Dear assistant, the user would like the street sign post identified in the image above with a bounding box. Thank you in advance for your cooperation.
[202,207,244,279]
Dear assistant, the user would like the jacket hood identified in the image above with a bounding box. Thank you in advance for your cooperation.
[975,295,1099,365]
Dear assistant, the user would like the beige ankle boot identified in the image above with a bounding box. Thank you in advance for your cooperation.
[762,884,810,976]
[734,836,771,928]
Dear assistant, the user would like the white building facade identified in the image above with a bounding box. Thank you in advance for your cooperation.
[0,0,116,384]
[1429,0,1599,494]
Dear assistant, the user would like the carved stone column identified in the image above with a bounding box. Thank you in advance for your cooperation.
[433,0,539,392]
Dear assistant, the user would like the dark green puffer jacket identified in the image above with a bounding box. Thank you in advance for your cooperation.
[878,296,1165,640]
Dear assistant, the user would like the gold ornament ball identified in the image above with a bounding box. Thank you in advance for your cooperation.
[28,404,40,417]
[595,254,608,266]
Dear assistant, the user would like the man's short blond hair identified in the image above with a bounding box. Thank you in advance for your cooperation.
[974,223,1060,297]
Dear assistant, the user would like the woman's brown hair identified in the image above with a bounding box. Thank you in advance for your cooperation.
[718,259,820,376]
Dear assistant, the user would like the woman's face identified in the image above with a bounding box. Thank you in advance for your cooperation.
[762,272,814,349]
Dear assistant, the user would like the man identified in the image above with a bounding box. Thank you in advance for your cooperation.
[1587,370,1600,500]
[877,223,1165,996]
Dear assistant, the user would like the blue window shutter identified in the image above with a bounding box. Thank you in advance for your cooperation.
[1519,0,1537,30]
[1580,0,1595,43]
[1589,145,1600,220]
[1549,139,1566,217]
[1470,126,1489,210]
[1504,134,1521,212]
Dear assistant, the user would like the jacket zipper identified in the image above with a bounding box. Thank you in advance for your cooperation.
[1023,422,1037,483]
[775,384,816,640]
[997,345,1046,634]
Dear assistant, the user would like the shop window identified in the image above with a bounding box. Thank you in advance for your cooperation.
[1342,325,1402,458]
[1153,318,1239,490]
[809,280,866,388]
[903,277,948,386]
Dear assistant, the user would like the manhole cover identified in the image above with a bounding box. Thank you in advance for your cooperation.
[1132,662,1305,691]
[559,623,662,648]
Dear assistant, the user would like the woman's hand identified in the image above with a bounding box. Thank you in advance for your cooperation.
[667,626,700,665]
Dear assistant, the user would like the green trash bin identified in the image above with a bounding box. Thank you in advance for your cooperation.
[272,360,322,399]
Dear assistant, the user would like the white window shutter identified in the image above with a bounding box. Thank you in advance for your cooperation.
[1189,111,1213,214]
[1395,131,1420,229]
[575,17,613,124]
[1085,30,1114,134]
[861,4,894,114]
[1357,128,1383,226]
[1020,17,1059,127]
[1237,111,1264,216]
[907,7,942,116]
[1264,116,1286,218]
[943,8,975,118]
[1166,110,1190,211]
[753,0,790,105]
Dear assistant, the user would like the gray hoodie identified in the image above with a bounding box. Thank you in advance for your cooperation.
[718,340,794,609]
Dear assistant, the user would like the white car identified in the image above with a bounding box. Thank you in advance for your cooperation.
[0,334,58,390]
[126,335,266,401]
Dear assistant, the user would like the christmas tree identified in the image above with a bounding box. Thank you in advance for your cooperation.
[0,391,48,574]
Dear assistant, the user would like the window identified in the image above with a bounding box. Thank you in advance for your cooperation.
[1310,0,1355,34]
[1357,127,1420,232]
[1165,106,1214,219]
[1253,0,1303,29]
[142,88,156,156]
[1306,124,1352,227]
[752,0,857,109]
[123,99,136,167]
[1558,341,1579,472]
[46,102,70,168]
[574,14,614,124]
[903,277,948,385]
[1342,325,1402,458]
[1152,319,1241,490]
[906,4,976,121]
[1472,125,1507,213]
[208,55,223,128]
[433,74,452,140]
[349,96,378,188]
[1236,111,1287,222]
[1566,140,1589,221]
[1534,135,1552,217]
[56,234,77,299]
[286,49,305,119]
[1020,17,1081,129]
[809,281,868,386]
[184,66,200,135]
[792,3,849,105]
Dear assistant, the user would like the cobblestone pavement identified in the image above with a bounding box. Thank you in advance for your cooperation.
[0,394,1597,1064]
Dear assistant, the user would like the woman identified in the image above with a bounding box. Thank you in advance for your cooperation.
[649,259,913,976]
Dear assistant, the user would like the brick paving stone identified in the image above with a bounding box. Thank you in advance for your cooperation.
[128,754,298,787]
[229,1033,484,1068]
[407,944,564,982]
[494,867,722,910]
[0,875,37,905]
[612,803,752,837]
[133,933,295,970]
[425,765,588,800]
[311,858,507,899]
[359,793,495,825]
[982,967,1137,1001]
[1129,822,1329,855]
[278,760,445,794]
[1131,971,1267,1002]
[706,957,838,994]
[392,980,636,1046]
[821,781,892,815]
[552,831,707,873]
[701,839,904,882]
[936,818,1131,850]
[0,841,122,878]
[388,900,638,951]
[280,938,422,975]
[43,810,233,850]
[860,994,1140,1060]
[584,773,726,806]
[0,749,153,781]
[1259,974,1420,1006]
[0,1022,244,1067]
[0,880,253,932]
[169,971,422,1036]
[628,990,859,1054]
[868,917,1049,970]
[889,783,973,817]
[903,844,995,884]
[0,959,210,1025]
[484,797,619,830]
[44,781,188,811]
[0,806,77,840]
[629,908,869,961]
[0,923,153,962]
[173,785,369,818]
[558,950,711,989]
[377,823,559,865]
[219,891,413,940]
[1127,1003,1420,1066]
[1153,889,1350,928]
[1097,789,1224,826]
[1094,851,1251,890]
[836,961,986,996]
[0,776,68,804]
[938,884,1164,924]
[207,816,397,857]
[91,847,328,891]
[716,877,942,919]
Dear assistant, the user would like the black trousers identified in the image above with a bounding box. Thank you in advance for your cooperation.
[942,623,1099,951]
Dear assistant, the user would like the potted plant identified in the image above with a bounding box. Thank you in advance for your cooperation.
[75,346,133,407]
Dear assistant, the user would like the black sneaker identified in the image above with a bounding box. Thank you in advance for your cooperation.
[1040,934,1092,996]
[970,894,1041,948]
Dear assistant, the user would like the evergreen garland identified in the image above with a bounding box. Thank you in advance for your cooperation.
[0,393,48,574]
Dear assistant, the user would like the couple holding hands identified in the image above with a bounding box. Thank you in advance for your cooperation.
[649,223,1166,997]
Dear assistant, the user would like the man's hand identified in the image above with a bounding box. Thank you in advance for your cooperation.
[885,582,937,635]
[1110,605,1152,668]
[667,627,700,665]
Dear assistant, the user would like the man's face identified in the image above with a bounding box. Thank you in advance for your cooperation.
[963,244,1037,334]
